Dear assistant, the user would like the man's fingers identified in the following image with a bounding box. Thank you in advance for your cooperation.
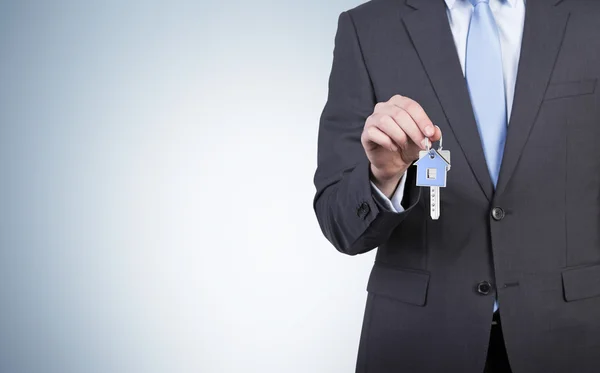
[363,125,398,152]
[389,95,436,138]
[375,106,425,150]
[431,125,442,143]
[390,107,428,150]
[370,97,443,153]
[374,115,409,149]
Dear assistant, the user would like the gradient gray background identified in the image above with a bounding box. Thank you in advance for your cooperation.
[0,1,376,372]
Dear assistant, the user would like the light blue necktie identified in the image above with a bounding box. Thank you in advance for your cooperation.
[466,0,507,187]
[466,0,507,313]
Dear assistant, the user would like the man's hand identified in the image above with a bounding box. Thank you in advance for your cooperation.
[362,95,442,198]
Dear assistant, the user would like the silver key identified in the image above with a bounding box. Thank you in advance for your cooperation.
[416,138,451,220]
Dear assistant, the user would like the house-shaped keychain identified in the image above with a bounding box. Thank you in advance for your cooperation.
[415,149,450,188]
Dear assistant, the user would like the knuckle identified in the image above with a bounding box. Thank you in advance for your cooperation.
[378,114,392,126]
[393,107,408,121]
[403,99,420,112]
[366,113,380,126]
[389,107,401,119]
[366,126,377,137]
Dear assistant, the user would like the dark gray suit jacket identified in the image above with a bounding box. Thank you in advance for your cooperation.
[313,0,600,372]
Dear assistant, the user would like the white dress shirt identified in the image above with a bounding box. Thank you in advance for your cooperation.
[371,0,526,212]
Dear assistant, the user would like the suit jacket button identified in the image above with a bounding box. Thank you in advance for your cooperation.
[477,281,492,295]
[357,202,371,219]
[491,207,505,221]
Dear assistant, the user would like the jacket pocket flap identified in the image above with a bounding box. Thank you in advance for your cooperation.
[561,263,600,302]
[366,263,430,306]
[544,79,597,100]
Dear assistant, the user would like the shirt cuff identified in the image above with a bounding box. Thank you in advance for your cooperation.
[370,171,408,213]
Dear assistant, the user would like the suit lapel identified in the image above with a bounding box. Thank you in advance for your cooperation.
[495,0,570,195]
[403,0,494,201]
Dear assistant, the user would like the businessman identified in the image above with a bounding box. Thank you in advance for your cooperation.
[313,0,600,372]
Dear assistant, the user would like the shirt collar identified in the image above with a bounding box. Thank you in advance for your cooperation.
[445,0,520,10]
[444,0,456,8]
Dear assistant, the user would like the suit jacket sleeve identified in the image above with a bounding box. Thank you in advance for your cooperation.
[313,11,421,256]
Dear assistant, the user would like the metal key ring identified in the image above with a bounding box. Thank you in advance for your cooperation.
[424,134,442,152]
